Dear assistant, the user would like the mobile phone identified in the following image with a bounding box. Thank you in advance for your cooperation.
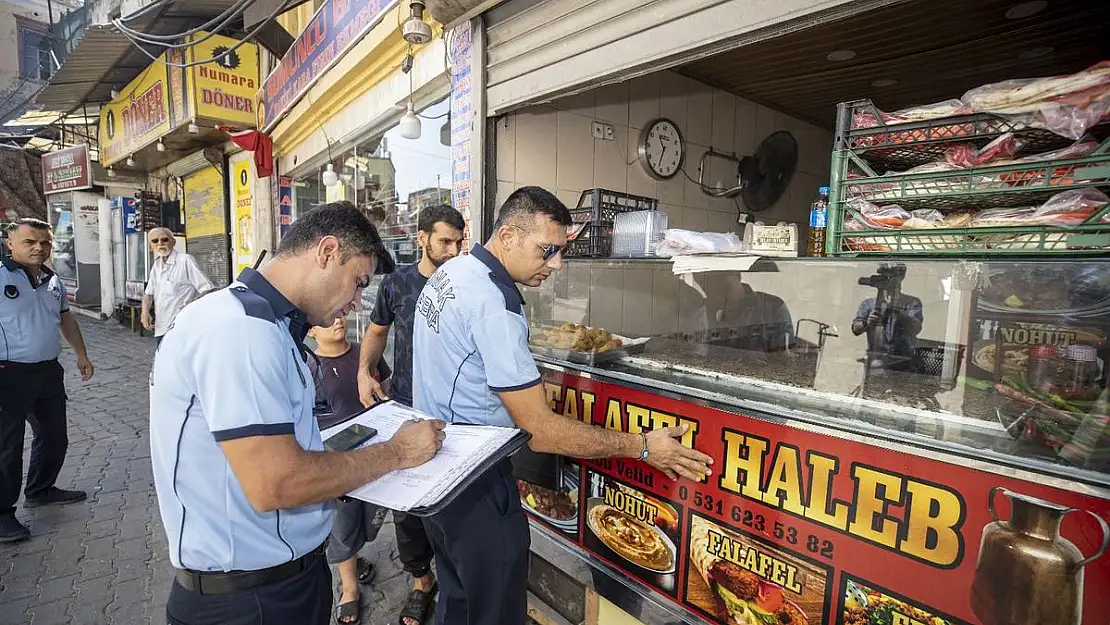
[324,424,378,452]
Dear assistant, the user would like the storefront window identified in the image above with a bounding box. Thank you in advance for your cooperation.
[291,98,453,347]
[50,200,77,282]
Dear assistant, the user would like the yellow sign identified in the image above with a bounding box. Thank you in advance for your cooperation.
[184,166,226,238]
[98,63,172,166]
[231,158,254,273]
[188,32,260,128]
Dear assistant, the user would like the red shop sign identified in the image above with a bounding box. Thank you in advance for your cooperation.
[526,369,1110,625]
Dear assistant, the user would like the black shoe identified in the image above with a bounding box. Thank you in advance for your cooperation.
[0,515,30,543]
[24,488,87,508]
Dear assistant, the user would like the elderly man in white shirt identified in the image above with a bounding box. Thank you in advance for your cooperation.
[141,228,214,345]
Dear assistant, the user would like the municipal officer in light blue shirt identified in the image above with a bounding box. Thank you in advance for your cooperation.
[1,218,93,543]
[412,187,713,625]
[149,202,445,625]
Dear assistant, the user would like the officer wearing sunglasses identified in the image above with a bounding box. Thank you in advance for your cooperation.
[411,186,713,625]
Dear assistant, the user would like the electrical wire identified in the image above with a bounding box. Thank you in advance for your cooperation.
[115,0,252,40]
[112,0,254,48]
[116,0,294,69]
[116,0,172,23]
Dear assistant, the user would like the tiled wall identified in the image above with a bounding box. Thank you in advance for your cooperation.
[499,70,930,396]
[494,70,834,235]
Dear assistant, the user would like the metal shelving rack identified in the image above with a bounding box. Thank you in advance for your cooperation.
[827,99,1110,256]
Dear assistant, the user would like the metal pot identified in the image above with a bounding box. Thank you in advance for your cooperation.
[971,487,1109,625]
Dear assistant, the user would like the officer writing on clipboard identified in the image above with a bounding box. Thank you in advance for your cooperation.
[149,202,445,625]
[412,187,714,625]
[0,218,93,543]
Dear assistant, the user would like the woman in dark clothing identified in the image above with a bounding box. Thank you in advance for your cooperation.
[307,316,391,625]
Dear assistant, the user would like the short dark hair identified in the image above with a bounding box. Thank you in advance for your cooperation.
[418,204,465,234]
[7,218,51,233]
[492,186,572,232]
[277,201,395,274]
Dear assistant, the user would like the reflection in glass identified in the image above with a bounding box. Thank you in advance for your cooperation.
[50,201,77,281]
[288,98,454,363]
[523,259,1110,482]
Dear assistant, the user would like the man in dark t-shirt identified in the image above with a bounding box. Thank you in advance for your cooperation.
[356,205,466,625]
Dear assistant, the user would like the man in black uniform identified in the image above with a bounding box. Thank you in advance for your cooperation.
[1,218,93,542]
[356,205,466,625]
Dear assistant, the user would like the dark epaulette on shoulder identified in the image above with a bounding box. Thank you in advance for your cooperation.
[228,286,277,322]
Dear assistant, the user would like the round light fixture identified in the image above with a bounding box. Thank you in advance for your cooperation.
[126,155,135,167]
[156,139,166,152]
[1005,1,1047,19]
[1019,46,1054,60]
[107,167,116,178]
[399,103,421,140]
[322,163,339,187]
[871,78,899,87]
[826,49,857,62]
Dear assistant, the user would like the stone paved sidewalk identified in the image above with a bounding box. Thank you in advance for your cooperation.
[0,318,419,625]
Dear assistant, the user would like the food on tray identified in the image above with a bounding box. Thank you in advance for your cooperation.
[981,266,1110,312]
[998,140,1100,187]
[851,61,1110,140]
[851,99,970,130]
[844,199,910,229]
[970,188,1110,228]
[944,132,1024,168]
[587,504,675,572]
[972,342,1028,375]
[845,189,1109,236]
[842,581,949,625]
[961,60,1110,139]
[689,525,809,625]
[612,483,679,533]
[533,323,624,353]
[517,481,577,521]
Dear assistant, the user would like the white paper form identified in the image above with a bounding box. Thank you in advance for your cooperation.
[320,402,521,512]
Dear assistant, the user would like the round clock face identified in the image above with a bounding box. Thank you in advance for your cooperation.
[638,119,684,180]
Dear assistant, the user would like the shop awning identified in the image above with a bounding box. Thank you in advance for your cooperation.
[35,0,275,114]
[425,0,509,28]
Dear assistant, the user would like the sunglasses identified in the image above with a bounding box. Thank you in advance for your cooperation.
[538,243,564,261]
[511,226,564,261]
[150,237,171,244]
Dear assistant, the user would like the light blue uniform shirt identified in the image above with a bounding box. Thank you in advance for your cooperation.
[0,258,69,363]
[412,245,541,427]
[149,268,333,572]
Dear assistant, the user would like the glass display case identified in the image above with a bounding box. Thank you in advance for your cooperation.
[523,258,1110,485]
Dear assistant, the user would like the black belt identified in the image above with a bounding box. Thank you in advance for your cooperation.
[175,542,327,595]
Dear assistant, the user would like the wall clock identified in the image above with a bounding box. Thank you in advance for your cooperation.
[637,118,684,180]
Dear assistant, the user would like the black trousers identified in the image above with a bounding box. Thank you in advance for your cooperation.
[393,398,436,578]
[166,552,333,625]
[421,461,530,625]
[395,510,434,576]
[0,359,69,517]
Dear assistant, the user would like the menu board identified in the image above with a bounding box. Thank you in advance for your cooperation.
[520,368,1110,625]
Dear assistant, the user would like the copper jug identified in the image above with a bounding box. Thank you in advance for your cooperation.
[970,487,1109,625]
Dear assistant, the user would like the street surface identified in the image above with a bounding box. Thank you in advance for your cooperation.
[0,319,416,624]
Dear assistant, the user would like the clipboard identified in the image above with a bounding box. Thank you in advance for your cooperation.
[409,428,531,516]
[321,401,532,517]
